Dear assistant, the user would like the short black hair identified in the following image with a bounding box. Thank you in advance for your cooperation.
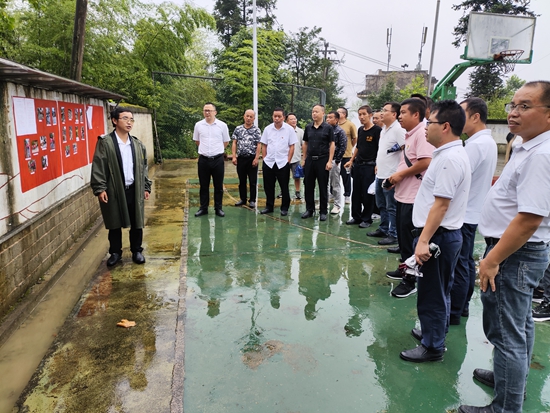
[110,107,133,127]
[285,112,297,120]
[431,100,466,137]
[524,81,550,107]
[401,98,426,121]
[358,105,373,115]
[313,104,325,112]
[460,97,488,124]
[328,110,340,119]
[384,101,401,115]
[204,102,217,111]
[273,107,285,116]
[338,106,348,117]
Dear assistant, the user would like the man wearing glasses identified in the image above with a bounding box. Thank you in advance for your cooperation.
[460,81,550,413]
[91,107,152,266]
[400,100,471,363]
[193,103,231,217]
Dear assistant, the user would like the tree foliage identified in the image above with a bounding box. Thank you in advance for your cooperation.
[366,76,400,110]
[486,74,525,119]
[452,0,536,99]
[213,0,276,46]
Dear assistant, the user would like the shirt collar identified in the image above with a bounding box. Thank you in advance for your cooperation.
[433,139,462,155]
[518,130,550,152]
[405,122,424,139]
[465,128,491,145]
[115,131,131,145]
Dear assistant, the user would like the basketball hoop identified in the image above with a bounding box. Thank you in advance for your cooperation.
[493,50,524,74]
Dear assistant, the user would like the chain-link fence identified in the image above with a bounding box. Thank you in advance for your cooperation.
[152,72,326,162]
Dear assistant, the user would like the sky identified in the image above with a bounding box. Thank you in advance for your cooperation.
[180,0,550,110]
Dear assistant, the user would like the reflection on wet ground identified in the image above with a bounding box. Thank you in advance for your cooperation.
[12,160,550,412]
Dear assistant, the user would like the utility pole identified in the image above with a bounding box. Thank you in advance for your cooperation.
[321,41,338,93]
[386,27,392,72]
[428,0,441,94]
[416,26,428,71]
[70,0,88,82]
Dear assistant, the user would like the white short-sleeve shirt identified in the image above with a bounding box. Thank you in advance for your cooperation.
[479,131,550,242]
[463,129,498,224]
[413,140,471,230]
[376,120,406,179]
[193,118,230,157]
[260,123,297,168]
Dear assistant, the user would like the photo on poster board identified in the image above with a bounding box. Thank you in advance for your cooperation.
[24,139,31,159]
[69,126,73,140]
[37,107,44,122]
[68,109,73,121]
[73,143,77,154]
[52,107,57,125]
[28,159,36,174]
[40,135,47,151]
[62,126,67,143]
[42,155,48,170]
[81,126,85,140]
[45,107,51,126]
[31,140,39,155]
[49,133,55,151]
[65,145,70,157]
[61,107,65,123]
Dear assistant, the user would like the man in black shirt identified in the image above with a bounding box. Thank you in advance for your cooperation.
[302,104,335,221]
[344,105,381,228]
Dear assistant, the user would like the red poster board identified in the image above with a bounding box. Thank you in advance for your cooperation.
[12,98,106,192]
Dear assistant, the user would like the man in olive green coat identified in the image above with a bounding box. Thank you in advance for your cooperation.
[91,107,152,266]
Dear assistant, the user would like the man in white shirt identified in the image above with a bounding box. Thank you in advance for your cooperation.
[449,98,497,325]
[286,113,304,200]
[193,102,230,217]
[459,81,550,413]
[399,100,471,363]
[260,108,297,216]
[368,102,405,245]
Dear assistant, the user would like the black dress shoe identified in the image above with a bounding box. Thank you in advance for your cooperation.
[260,208,273,214]
[107,253,122,267]
[194,209,208,217]
[473,368,494,388]
[358,221,372,228]
[319,214,327,221]
[450,315,461,325]
[367,228,386,237]
[411,328,423,341]
[215,209,225,217]
[301,210,314,219]
[378,236,398,245]
[235,200,246,206]
[132,252,146,264]
[387,246,401,254]
[458,405,494,413]
[280,210,288,216]
[346,218,360,225]
[400,345,444,362]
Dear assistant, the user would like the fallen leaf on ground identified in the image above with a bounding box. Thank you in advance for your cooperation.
[117,319,136,328]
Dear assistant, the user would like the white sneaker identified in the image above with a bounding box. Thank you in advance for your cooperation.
[331,206,340,214]
[344,196,351,204]
[371,213,381,220]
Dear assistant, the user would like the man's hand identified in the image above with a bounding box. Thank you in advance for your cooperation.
[252,158,258,167]
[325,160,332,171]
[98,191,108,203]
[232,157,237,166]
[414,239,432,266]
[144,191,150,201]
[388,171,404,185]
[479,257,499,293]
[344,160,351,169]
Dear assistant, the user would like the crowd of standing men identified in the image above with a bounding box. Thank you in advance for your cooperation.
[189,80,550,413]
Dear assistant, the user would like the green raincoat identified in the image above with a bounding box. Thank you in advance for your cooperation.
[90,131,152,230]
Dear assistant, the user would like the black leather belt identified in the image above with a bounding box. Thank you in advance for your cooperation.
[485,237,545,247]
[411,226,451,237]
[200,153,223,160]
[125,183,135,190]
[355,160,376,165]
[310,154,328,161]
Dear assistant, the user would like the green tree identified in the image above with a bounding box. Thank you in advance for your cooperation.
[486,74,525,119]
[215,27,288,129]
[365,75,401,110]
[452,0,536,98]
[213,0,277,46]
[398,75,428,101]
[0,0,16,57]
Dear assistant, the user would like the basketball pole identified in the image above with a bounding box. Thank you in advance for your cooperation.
[427,0,440,95]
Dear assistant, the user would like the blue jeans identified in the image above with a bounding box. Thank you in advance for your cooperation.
[416,229,462,352]
[481,241,549,413]
[450,223,477,321]
[375,178,397,238]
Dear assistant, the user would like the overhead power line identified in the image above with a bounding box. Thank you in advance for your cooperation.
[331,43,403,71]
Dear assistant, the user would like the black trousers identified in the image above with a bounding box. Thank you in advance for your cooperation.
[304,156,329,214]
[340,156,351,196]
[351,163,375,223]
[108,184,143,254]
[198,154,225,211]
[263,162,291,211]
[396,201,414,262]
[236,155,258,202]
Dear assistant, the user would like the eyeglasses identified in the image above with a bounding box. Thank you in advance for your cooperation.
[426,120,449,126]
[119,116,135,123]
[203,109,215,113]
[504,103,550,114]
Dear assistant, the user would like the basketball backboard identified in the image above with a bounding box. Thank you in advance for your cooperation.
[462,12,536,63]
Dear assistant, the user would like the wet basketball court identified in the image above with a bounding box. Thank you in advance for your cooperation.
[7,160,550,413]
